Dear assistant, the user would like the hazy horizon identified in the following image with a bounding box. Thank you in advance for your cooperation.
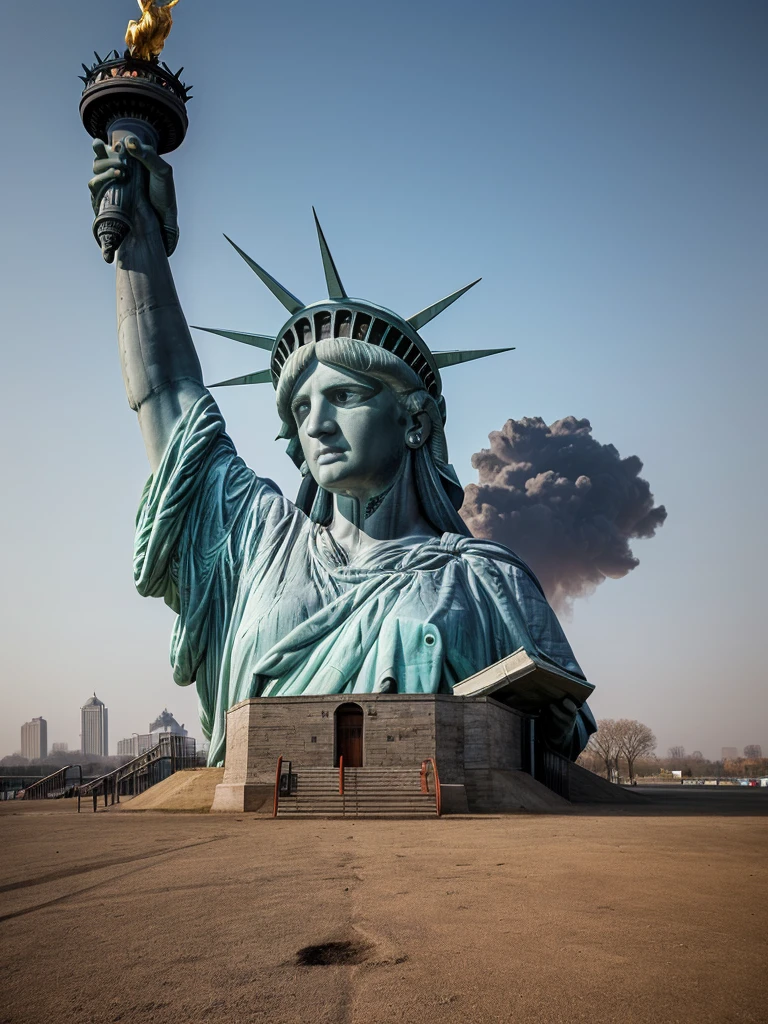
[1,1,765,762]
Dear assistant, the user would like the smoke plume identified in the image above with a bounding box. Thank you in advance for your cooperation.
[460,416,667,612]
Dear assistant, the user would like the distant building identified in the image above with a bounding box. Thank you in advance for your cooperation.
[81,694,109,756]
[721,747,739,760]
[20,718,47,760]
[744,745,763,759]
[149,709,188,737]
[117,710,194,758]
[52,742,69,753]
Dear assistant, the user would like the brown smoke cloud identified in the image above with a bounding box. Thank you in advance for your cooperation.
[460,416,667,612]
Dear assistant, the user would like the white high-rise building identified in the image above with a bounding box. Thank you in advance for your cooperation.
[20,717,47,760]
[81,694,109,756]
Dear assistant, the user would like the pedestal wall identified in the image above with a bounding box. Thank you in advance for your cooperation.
[212,693,529,812]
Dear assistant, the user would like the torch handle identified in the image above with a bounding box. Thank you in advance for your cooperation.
[93,118,159,264]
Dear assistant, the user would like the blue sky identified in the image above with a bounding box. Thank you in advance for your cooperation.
[1,1,765,759]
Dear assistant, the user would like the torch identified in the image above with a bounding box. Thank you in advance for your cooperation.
[79,1,191,263]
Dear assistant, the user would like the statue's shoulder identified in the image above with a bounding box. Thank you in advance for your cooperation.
[438,533,546,598]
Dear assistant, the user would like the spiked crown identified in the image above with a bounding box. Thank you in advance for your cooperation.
[193,211,513,399]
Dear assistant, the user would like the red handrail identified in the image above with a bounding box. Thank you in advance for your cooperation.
[272,755,283,818]
[420,758,442,817]
[338,755,344,795]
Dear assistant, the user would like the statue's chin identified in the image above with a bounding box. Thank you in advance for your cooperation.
[314,465,388,500]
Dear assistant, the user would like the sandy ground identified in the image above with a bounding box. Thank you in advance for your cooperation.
[116,768,225,812]
[1,796,766,1024]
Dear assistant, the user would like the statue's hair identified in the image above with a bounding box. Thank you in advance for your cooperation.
[276,339,469,534]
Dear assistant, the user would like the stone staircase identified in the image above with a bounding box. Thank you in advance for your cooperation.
[276,766,438,819]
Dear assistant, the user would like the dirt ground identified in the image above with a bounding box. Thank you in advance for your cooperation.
[1,796,766,1024]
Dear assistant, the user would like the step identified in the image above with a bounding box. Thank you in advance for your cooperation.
[278,812,436,819]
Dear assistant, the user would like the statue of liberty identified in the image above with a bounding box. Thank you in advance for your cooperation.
[88,134,596,767]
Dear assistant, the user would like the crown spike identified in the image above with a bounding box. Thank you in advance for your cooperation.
[407,278,481,332]
[432,347,514,370]
[208,369,273,388]
[312,208,347,300]
[190,326,275,351]
[223,235,304,315]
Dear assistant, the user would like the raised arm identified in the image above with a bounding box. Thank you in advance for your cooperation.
[89,136,207,473]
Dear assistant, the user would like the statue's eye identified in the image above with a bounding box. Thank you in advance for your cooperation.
[293,400,310,420]
[334,390,352,404]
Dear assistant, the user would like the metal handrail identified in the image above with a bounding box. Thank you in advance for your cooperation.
[77,735,193,811]
[272,755,283,818]
[420,757,442,817]
[338,755,344,796]
[21,765,82,800]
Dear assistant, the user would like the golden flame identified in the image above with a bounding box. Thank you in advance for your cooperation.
[125,0,181,62]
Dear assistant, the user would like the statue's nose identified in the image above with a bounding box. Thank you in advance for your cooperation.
[305,408,337,439]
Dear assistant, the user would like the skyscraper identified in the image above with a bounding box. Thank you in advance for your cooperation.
[81,694,108,756]
[20,718,47,760]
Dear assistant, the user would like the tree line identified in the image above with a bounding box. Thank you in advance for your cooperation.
[578,722,768,782]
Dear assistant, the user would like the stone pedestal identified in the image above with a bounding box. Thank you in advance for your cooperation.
[211,693,547,813]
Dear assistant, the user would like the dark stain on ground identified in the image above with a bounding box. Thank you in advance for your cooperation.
[296,940,371,966]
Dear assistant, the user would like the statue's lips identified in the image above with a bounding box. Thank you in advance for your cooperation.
[316,448,347,465]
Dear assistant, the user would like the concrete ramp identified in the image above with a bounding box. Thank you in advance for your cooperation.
[464,769,571,813]
[567,762,648,804]
[119,768,224,812]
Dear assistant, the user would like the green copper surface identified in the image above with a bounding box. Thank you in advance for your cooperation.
[190,326,275,350]
[223,234,304,314]
[208,368,273,388]
[312,208,347,300]
[432,347,514,369]
[406,279,482,332]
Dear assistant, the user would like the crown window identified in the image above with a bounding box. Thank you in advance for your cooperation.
[314,312,332,341]
[334,310,352,338]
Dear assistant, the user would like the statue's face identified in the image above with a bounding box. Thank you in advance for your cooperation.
[291,360,408,502]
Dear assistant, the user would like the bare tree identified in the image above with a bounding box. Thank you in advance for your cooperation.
[667,745,686,760]
[744,745,763,759]
[617,720,657,783]
[586,720,621,780]
[576,746,603,775]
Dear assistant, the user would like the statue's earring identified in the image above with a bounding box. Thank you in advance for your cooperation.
[406,430,423,449]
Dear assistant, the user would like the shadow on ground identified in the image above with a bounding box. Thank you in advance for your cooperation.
[570,784,768,817]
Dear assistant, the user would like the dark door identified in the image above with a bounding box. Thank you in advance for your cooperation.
[335,703,364,767]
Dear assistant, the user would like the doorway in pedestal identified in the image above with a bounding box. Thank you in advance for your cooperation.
[335,703,364,767]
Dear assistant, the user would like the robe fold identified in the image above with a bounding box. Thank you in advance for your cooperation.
[135,394,596,765]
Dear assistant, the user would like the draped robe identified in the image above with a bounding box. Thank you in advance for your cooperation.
[135,394,596,765]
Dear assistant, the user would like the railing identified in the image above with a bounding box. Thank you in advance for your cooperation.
[338,755,344,796]
[535,746,571,801]
[420,758,442,817]
[77,735,194,812]
[272,755,283,818]
[21,765,83,801]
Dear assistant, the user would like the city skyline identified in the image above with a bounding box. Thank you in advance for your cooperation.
[5,702,203,760]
